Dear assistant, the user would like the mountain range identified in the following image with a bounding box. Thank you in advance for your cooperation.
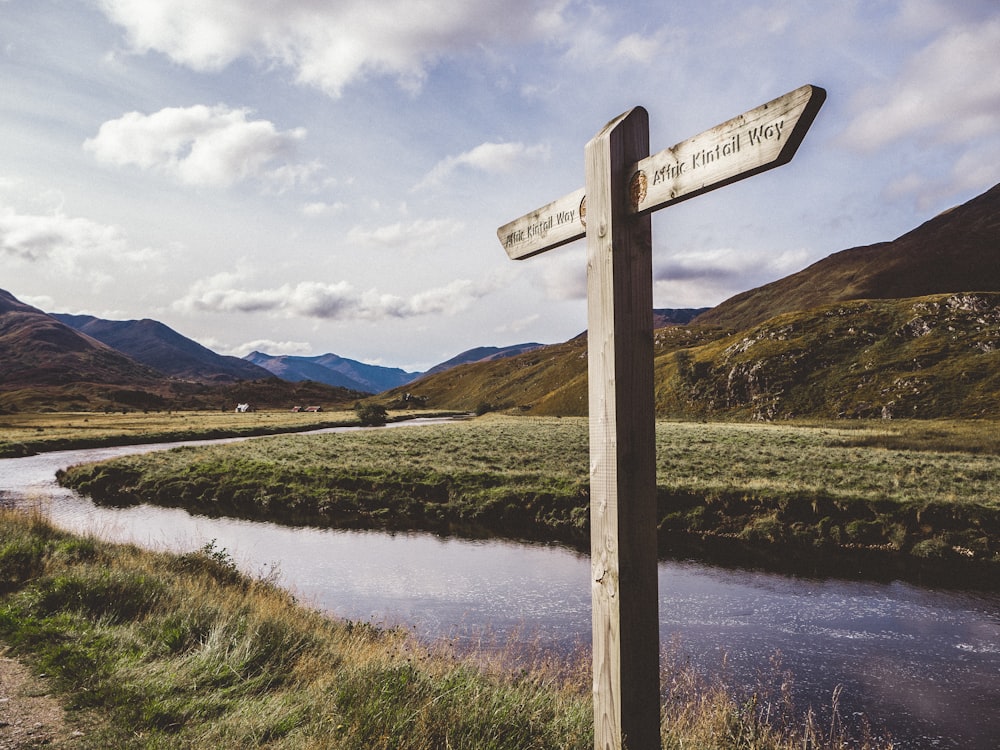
[0,291,164,391]
[2,181,998,418]
[0,290,560,412]
[53,314,272,383]
[0,291,376,412]
[244,351,422,392]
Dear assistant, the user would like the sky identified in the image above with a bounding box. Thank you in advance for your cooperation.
[2,0,999,372]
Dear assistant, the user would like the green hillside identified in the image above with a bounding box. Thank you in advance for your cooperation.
[659,293,1000,420]
[388,293,1000,420]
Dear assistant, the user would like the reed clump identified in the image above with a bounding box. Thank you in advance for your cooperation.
[0,510,888,748]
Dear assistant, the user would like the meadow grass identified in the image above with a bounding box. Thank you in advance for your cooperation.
[0,510,889,748]
[58,415,1000,569]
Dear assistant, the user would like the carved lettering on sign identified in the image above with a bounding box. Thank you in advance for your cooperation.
[747,119,785,145]
[498,84,825,261]
[649,117,786,187]
[651,158,686,185]
[504,206,582,248]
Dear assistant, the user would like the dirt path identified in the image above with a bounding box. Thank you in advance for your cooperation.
[0,653,80,748]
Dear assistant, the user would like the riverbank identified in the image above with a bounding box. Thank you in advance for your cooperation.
[56,415,1000,586]
[0,509,888,749]
[0,409,460,458]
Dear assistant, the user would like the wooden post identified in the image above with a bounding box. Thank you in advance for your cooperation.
[585,108,660,750]
[496,84,825,750]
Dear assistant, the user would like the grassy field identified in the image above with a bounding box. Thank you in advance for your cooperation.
[0,510,888,748]
[0,409,453,458]
[57,415,1000,571]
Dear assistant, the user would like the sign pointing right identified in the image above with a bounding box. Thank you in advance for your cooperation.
[498,83,826,260]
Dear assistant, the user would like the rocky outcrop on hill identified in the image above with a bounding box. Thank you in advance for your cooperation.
[664,293,1000,420]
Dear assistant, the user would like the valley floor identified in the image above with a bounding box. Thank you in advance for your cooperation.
[54,414,1000,584]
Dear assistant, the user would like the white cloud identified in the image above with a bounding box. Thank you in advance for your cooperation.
[530,241,811,310]
[530,242,811,308]
[97,0,558,97]
[843,19,1000,150]
[226,339,314,357]
[0,203,160,288]
[346,217,464,252]
[655,246,808,285]
[495,313,540,334]
[556,4,677,72]
[538,250,587,301]
[403,279,488,316]
[416,141,551,189]
[264,161,325,194]
[301,201,346,217]
[84,104,308,188]
[0,206,118,263]
[895,0,996,34]
[652,246,810,307]
[886,139,1000,211]
[175,274,498,321]
[610,30,669,65]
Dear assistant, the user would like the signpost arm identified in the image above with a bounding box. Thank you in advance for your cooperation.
[585,106,661,750]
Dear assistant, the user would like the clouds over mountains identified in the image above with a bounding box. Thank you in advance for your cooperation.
[0,192,160,296]
[174,273,500,323]
[4,0,999,371]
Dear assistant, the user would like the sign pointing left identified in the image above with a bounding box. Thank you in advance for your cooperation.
[498,187,586,260]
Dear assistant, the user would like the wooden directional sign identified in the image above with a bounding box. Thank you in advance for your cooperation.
[497,84,824,750]
[498,84,826,260]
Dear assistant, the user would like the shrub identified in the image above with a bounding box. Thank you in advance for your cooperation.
[355,402,388,426]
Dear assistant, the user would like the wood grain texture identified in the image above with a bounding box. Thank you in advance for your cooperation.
[585,106,661,750]
[497,187,586,260]
[632,84,826,216]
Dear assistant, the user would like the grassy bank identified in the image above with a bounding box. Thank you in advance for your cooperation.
[0,409,455,458]
[57,415,1000,576]
[0,510,887,748]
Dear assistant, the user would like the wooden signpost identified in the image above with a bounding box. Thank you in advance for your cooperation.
[497,84,825,750]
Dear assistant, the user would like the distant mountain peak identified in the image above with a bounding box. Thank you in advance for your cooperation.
[244,351,421,393]
[0,288,166,398]
[423,343,545,376]
[52,313,273,384]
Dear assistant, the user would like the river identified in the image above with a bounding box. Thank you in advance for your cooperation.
[1,424,998,748]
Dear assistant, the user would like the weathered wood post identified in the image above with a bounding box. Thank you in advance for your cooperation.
[585,107,660,750]
[497,84,825,750]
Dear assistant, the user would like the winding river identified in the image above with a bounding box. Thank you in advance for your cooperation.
[1,424,998,749]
